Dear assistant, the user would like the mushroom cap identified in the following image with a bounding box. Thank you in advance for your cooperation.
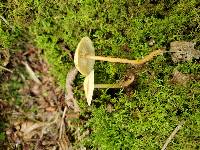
[74,37,95,76]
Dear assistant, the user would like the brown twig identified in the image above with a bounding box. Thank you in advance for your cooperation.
[161,120,185,150]
[65,67,80,112]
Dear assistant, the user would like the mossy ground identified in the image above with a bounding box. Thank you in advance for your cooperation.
[0,0,200,149]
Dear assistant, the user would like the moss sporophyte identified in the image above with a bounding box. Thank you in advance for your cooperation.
[74,37,163,106]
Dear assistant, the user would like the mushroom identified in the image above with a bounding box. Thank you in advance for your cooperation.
[83,69,135,105]
[74,37,163,105]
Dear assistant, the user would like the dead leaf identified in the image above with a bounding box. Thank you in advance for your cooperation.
[170,41,200,62]
[171,70,191,86]
[20,121,44,140]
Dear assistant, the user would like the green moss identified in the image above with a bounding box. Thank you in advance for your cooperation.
[86,79,200,149]
[177,61,200,74]
[0,0,200,149]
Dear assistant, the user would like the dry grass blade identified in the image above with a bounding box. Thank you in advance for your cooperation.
[0,15,15,30]
[161,120,185,150]
[59,106,67,140]
[58,106,72,150]
[0,65,13,73]
[22,61,41,84]
[58,132,72,150]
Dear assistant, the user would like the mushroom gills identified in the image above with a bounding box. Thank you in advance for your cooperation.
[83,70,94,106]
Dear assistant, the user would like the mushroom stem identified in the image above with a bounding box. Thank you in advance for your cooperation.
[86,49,163,65]
[94,75,135,88]
[94,84,123,88]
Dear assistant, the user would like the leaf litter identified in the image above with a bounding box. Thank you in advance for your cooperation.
[4,44,81,149]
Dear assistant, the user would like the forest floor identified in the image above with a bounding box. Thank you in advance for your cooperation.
[0,1,200,149]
